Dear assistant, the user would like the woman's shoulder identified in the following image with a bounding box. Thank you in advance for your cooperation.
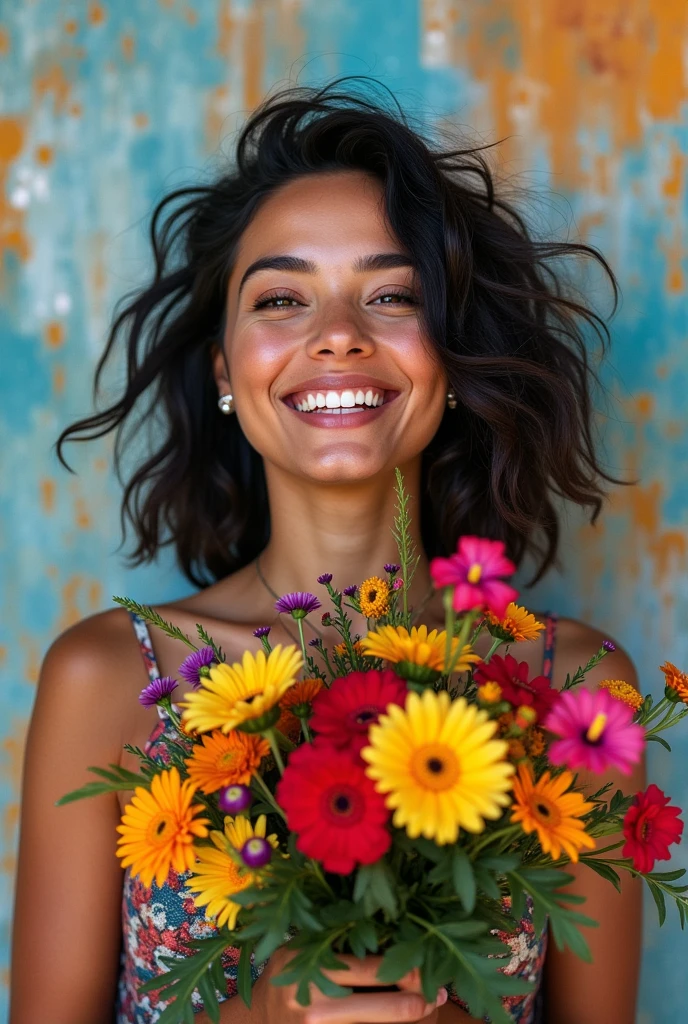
[552,614,639,691]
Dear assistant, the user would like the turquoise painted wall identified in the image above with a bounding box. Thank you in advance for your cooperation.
[1,2,686,1021]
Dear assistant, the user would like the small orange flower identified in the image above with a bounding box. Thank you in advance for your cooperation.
[185,731,269,794]
[599,679,644,713]
[507,739,527,762]
[477,682,503,704]
[487,603,545,643]
[280,678,323,715]
[333,640,364,658]
[526,727,547,758]
[660,662,688,705]
[359,577,390,618]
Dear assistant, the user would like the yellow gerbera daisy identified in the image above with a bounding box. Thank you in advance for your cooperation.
[359,576,390,618]
[116,767,209,888]
[184,730,269,793]
[660,661,688,705]
[362,690,514,845]
[510,764,595,862]
[185,814,279,930]
[487,603,545,643]
[360,624,479,674]
[599,679,644,713]
[179,645,303,735]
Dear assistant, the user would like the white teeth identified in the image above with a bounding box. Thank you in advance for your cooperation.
[293,388,386,412]
[340,390,355,407]
[325,391,341,408]
[316,392,326,407]
[365,390,373,406]
[307,393,316,410]
[372,394,379,407]
[355,390,365,405]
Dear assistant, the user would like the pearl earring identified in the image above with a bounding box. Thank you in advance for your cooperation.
[447,390,457,410]
[218,393,235,415]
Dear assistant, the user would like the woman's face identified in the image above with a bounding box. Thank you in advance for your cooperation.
[216,170,447,484]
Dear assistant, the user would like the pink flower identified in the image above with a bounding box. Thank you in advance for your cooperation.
[544,688,645,776]
[474,654,559,720]
[430,536,518,618]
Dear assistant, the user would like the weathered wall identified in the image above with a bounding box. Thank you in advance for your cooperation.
[0,2,685,1020]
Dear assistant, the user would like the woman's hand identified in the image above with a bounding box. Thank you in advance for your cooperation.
[254,947,448,1023]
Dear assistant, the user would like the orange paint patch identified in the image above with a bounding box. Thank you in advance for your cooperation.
[39,477,56,513]
[0,27,9,55]
[121,32,135,60]
[133,112,149,129]
[52,364,65,395]
[35,143,53,165]
[74,496,92,530]
[0,645,6,666]
[64,17,78,34]
[94,457,108,472]
[88,581,102,609]
[46,564,58,578]
[635,393,654,418]
[19,637,41,685]
[1,719,28,790]
[243,8,264,110]
[185,7,198,25]
[0,116,23,161]
[650,530,687,584]
[44,320,65,349]
[34,63,73,115]
[662,145,684,199]
[88,1,107,25]
[69,102,82,117]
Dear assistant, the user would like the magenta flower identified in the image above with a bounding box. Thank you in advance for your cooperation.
[429,536,518,617]
[253,626,271,638]
[384,563,401,574]
[178,647,215,688]
[139,676,178,707]
[317,573,333,585]
[275,592,321,619]
[342,585,357,597]
[392,578,404,591]
[544,688,645,776]
[241,836,272,869]
[218,784,252,814]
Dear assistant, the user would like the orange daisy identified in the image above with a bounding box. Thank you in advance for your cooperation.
[279,678,323,716]
[511,764,595,862]
[184,731,269,794]
[487,603,545,643]
[660,661,688,705]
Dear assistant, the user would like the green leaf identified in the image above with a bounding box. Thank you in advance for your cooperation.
[352,862,398,919]
[647,735,672,752]
[506,874,526,923]
[648,868,686,882]
[473,864,501,900]
[57,763,153,804]
[648,881,667,927]
[137,937,229,1023]
[377,941,425,983]
[452,849,477,913]
[580,859,622,892]
[439,921,488,940]
[238,943,254,1007]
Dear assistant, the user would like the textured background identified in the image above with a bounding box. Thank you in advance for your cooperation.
[1,2,686,1021]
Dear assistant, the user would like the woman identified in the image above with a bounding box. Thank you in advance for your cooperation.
[11,80,643,1024]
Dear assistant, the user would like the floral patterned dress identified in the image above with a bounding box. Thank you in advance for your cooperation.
[115,611,557,1023]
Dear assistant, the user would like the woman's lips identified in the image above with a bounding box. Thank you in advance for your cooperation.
[282,389,400,428]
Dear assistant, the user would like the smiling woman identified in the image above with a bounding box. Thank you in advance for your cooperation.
[11,78,642,1024]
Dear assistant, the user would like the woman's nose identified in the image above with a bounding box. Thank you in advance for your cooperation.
[305,305,375,359]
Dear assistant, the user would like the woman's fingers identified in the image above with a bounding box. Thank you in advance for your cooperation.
[299,987,446,1023]
[320,955,428,992]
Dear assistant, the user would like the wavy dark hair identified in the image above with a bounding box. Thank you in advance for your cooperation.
[57,77,620,589]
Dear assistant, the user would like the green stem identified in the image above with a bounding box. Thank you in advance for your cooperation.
[483,636,503,665]
[468,823,522,859]
[447,610,479,676]
[295,617,308,667]
[252,772,286,820]
[272,727,296,752]
[265,730,285,775]
[646,706,688,737]
[301,720,313,742]
[443,588,455,673]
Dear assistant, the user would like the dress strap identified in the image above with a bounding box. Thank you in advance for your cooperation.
[541,612,558,681]
[128,610,161,682]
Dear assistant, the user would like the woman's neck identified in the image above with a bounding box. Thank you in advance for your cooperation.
[258,459,432,609]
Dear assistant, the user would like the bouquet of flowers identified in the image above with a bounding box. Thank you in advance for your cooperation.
[61,471,688,1024]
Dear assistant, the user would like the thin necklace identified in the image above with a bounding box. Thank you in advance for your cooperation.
[255,556,325,641]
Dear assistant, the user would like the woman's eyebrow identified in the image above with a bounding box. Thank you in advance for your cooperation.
[237,251,415,298]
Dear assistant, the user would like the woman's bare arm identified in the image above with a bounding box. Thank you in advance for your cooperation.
[545,625,644,1024]
[10,614,142,1024]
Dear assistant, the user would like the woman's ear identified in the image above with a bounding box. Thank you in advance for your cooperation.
[211,344,231,397]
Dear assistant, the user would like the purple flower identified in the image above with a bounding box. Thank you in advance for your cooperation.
[178,647,215,688]
[139,676,178,707]
[274,592,321,619]
[308,638,321,648]
[218,784,252,814]
[342,585,357,597]
[603,640,616,652]
[384,563,401,574]
[241,836,272,869]
[317,573,333,585]
[253,626,271,638]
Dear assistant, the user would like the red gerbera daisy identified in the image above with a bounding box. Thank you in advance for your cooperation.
[276,744,391,873]
[309,669,408,757]
[474,654,558,720]
[622,784,684,873]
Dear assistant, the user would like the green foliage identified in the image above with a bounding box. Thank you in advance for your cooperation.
[57,762,154,804]
[113,597,198,650]
[137,936,230,1024]
[392,467,420,625]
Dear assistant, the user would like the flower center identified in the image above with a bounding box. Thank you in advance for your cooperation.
[218,750,239,768]
[467,563,482,584]
[585,712,607,744]
[640,818,653,841]
[322,784,365,827]
[410,743,461,791]
[349,705,381,730]
[531,796,562,828]
[146,812,175,848]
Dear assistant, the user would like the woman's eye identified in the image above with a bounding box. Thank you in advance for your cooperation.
[372,292,416,305]
[252,294,302,309]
